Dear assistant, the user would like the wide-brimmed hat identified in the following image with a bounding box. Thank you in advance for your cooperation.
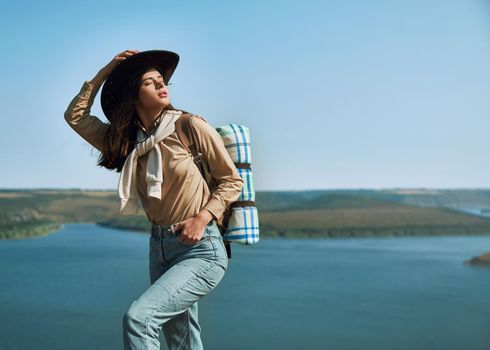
[100,50,179,121]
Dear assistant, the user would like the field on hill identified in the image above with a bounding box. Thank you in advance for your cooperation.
[1,189,490,239]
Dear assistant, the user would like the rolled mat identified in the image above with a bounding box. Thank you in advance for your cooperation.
[224,206,260,245]
[236,167,255,202]
[216,124,252,164]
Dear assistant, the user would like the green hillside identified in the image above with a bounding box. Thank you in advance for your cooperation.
[0,190,120,238]
[1,189,490,239]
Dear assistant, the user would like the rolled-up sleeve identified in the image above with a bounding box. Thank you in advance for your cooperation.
[190,117,244,220]
[64,80,108,152]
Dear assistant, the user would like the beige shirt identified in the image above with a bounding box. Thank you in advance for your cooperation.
[64,80,244,226]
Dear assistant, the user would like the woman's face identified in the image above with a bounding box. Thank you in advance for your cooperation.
[136,68,170,111]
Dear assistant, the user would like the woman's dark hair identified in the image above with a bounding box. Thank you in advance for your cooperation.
[97,66,185,172]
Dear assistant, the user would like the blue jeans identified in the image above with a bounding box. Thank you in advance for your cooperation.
[123,220,228,350]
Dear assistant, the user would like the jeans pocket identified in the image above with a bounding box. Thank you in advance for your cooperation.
[176,227,210,246]
[160,224,218,262]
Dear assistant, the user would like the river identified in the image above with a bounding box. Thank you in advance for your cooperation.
[0,223,489,350]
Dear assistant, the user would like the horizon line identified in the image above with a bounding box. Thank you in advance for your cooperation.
[1,187,490,192]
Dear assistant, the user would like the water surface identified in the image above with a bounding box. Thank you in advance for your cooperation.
[0,224,489,350]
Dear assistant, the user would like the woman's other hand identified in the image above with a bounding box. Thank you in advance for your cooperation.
[91,49,140,85]
[173,210,214,245]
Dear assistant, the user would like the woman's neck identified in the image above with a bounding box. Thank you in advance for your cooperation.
[136,107,165,132]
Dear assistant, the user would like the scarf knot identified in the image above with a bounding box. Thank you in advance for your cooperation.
[117,109,182,215]
[135,135,156,157]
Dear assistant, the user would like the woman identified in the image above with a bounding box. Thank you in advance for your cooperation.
[64,49,244,350]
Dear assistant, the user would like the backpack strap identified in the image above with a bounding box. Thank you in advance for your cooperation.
[175,114,206,178]
[174,113,233,259]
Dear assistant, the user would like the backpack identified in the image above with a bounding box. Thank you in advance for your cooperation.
[175,113,259,259]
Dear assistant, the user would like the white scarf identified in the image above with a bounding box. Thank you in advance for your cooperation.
[118,109,182,215]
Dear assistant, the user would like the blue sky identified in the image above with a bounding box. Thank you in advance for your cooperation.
[1,0,489,190]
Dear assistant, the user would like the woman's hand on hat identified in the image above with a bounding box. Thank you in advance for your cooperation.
[113,49,140,63]
[95,49,140,83]
[104,49,140,73]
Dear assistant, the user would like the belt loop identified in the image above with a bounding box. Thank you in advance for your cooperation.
[151,224,174,239]
[151,224,161,238]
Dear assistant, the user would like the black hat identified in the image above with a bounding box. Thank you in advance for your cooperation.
[100,50,179,120]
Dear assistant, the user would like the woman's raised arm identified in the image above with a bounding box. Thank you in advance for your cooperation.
[64,50,139,152]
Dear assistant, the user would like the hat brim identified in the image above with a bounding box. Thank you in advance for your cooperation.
[100,50,179,120]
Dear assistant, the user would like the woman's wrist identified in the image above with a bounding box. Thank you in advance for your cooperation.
[89,70,107,86]
[195,209,213,224]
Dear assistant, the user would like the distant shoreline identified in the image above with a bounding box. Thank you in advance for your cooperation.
[2,189,490,267]
[4,221,490,241]
[464,252,490,266]
[0,223,62,240]
[3,221,490,267]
